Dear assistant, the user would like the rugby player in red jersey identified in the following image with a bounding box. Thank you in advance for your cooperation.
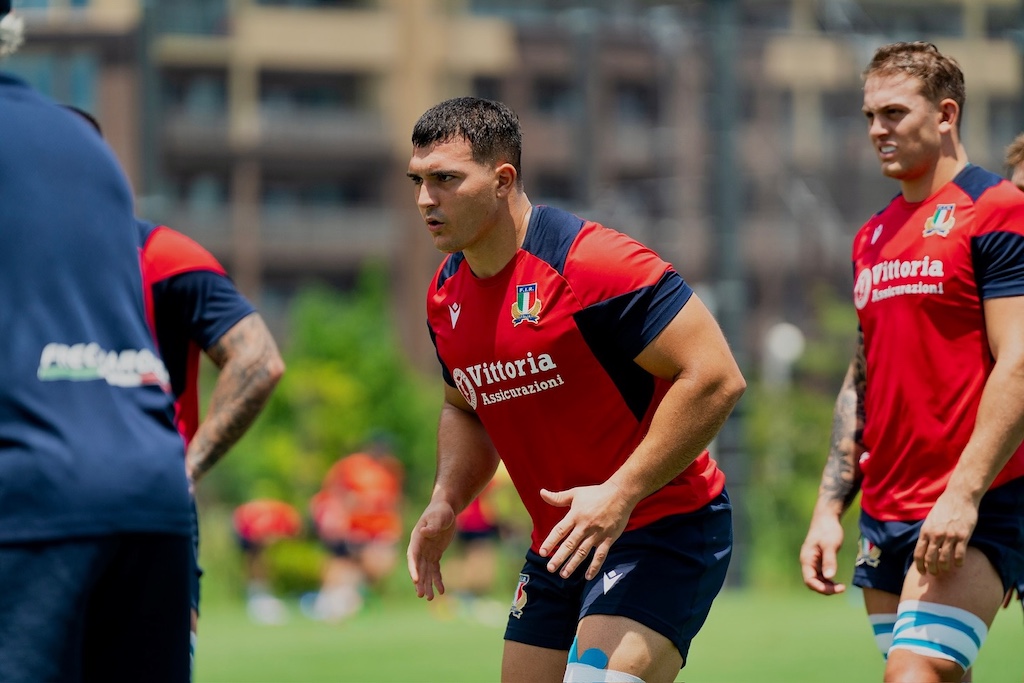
[405,97,745,683]
[801,42,1024,683]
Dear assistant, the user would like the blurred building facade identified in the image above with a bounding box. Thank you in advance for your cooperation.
[7,0,1024,367]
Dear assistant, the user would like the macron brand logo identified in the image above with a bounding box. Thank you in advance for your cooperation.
[602,569,624,594]
[870,224,883,244]
[448,302,461,328]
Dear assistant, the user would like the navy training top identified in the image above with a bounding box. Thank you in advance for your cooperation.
[0,73,191,543]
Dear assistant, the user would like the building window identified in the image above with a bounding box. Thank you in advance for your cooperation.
[613,81,657,125]
[531,172,575,204]
[255,0,372,7]
[4,50,97,113]
[259,71,370,116]
[163,69,228,118]
[532,76,575,119]
[472,76,503,102]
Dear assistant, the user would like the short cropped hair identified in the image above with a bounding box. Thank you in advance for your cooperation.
[863,42,965,126]
[1006,133,1024,169]
[412,97,523,183]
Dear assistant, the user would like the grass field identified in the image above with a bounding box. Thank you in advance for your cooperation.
[193,588,1024,682]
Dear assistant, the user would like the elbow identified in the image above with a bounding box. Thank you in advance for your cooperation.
[708,362,745,413]
[265,352,286,389]
[723,368,746,408]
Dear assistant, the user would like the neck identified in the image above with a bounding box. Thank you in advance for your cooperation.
[463,194,533,279]
[901,143,969,203]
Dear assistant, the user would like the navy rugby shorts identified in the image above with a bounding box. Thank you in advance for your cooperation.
[503,490,732,665]
[0,532,191,682]
[853,476,1024,595]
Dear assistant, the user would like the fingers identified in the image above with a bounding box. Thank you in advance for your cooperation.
[548,534,594,578]
[799,545,846,595]
[406,520,448,601]
[539,488,570,507]
[585,540,612,581]
[914,534,968,575]
[538,520,568,559]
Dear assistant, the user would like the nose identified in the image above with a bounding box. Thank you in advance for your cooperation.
[868,116,888,140]
[416,182,437,211]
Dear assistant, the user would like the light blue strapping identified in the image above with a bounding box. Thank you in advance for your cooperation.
[566,636,609,669]
[895,611,982,648]
[889,637,970,670]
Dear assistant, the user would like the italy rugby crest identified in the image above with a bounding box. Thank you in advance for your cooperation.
[511,283,542,326]
[510,573,529,619]
[855,537,881,568]
[922,203,956,237]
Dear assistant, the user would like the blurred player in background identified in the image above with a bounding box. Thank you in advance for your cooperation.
[307,440,404,622]
[0,4,193,678]
[233,499,303,624]
[436,464,524,626]
[406,97,745,683]
[800,42,1024,682]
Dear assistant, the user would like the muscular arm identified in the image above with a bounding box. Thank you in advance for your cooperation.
[407,383,500,599]
[539,294,746,579]
[186,313,285,483]
[607,293,746,504]
[800,330,865,594]
[431,384,502,514]
[916,295,1024,573]
[817,330,867,517]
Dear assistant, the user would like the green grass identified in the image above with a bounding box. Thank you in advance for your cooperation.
[194,589,1024,682]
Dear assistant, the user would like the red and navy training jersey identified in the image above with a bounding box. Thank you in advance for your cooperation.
[137,221,256,443]
[427,205,726,551]
[852,165,1024,521]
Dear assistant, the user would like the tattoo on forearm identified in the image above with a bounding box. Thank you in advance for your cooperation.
[820,332,867,512]
[822,389,859,509]
[187,315,282,482]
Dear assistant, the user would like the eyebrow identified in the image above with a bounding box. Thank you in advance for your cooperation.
[406,169,458,180]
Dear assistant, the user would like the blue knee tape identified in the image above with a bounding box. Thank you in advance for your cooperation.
[567,636,609,669]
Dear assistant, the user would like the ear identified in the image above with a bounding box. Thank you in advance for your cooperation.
[937,98,959,134]
[495,162,518,198]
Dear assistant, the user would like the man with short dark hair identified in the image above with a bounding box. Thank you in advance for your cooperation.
[406,96,745,683]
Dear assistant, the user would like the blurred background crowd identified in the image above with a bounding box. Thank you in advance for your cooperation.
[7,0,1024,618]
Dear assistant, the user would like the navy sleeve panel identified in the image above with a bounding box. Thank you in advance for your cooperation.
[521,205,585,276]
[436,253,465,291]
[954,164,1004,203]
[152,271,255,397]
[427,321,455,387]
[573,271,693,421]
[972,231,1024,299]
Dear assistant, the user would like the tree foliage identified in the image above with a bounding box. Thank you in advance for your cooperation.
[200,266,443,512]
[743,285,862,589]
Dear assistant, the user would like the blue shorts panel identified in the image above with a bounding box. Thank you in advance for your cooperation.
[853,476,1024,594]
[457,527,500,544]
[0,533,192,683]
[503,491,732,664]
[325,539,358,557]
